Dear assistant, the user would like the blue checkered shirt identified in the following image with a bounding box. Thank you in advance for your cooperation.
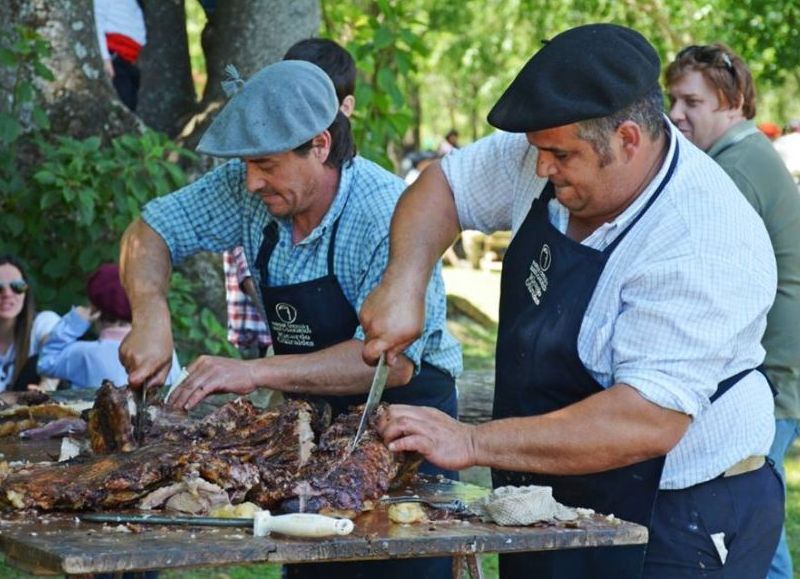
[142,156,462,378]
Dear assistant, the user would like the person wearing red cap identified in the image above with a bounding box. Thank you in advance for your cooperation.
[37,263,181,389]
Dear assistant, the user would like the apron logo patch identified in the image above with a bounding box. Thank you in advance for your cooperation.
[525,244,550,305]
[272,302,315,347]
[275,303,298,324]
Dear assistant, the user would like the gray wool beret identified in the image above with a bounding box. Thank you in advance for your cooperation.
[197,60,339,158]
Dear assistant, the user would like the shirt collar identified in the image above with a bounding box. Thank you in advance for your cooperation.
[705,120,758,158]
[99,325,131,342]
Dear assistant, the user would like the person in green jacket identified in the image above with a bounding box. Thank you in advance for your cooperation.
[666,43,800,579]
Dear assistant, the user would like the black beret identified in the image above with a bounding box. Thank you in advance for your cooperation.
[487,23,661,133]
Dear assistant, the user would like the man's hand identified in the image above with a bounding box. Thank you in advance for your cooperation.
[360,279,425,367]
[167,356,259,411]
[377,404,477,471]
[119,306,174,392]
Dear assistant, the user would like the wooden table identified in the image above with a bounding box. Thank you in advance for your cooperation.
[0,408,647,577]
[0,481,647,577]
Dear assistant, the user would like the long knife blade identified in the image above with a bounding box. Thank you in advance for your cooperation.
[80,513,252,528]
[350,352,389,451]
[134,386,146,445]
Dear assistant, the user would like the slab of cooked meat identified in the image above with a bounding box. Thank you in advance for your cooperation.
[281,406,406,517]
[86,380,137,454]
[0,387,415,517]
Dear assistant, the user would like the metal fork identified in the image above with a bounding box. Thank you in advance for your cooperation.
[381,496,470,513]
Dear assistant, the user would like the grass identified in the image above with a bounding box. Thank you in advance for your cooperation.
[447,309,498,371]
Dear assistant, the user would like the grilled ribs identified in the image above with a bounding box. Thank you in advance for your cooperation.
[0,386,414,516]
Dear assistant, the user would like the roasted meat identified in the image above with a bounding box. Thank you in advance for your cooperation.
[0,392,416,516]
[281,406,400,516]
[86,380,136,454]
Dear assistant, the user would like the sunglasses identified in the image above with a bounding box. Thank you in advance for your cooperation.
[676,45,736,76]
[0,280,28,294]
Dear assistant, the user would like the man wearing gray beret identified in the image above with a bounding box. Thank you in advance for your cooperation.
[118,60,461,577]
[361,23,782,578]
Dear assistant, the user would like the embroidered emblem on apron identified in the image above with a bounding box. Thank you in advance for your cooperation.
[525,243,551,305]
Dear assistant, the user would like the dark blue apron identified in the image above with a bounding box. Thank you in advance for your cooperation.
[256,218,457,422]
[256,216,457,579]
[493,144,758,578]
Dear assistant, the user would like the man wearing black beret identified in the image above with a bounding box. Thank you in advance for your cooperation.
[362,23,782,578]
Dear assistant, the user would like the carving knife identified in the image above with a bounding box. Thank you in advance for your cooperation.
[134,385,146,445]
[350,352,389,451]
[79,512,354,537]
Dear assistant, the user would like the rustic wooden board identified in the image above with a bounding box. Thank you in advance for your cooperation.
[0,396,646,575]
[0,503,646,576]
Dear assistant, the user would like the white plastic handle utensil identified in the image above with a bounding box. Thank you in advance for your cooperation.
[253,511,354,538]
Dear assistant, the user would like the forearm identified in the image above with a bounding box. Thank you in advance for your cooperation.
[472,383,691,475]
[383,162,461,297]
[120,218,172,319]
[254,339,414,396]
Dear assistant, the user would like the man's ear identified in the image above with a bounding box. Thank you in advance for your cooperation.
[340,95,355,118]
[617,121,643,161]
[312,131,332,164]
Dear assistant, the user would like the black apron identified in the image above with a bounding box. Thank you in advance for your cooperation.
[258,217,457,579]
[493,144,757,578]
[256,218,457,421]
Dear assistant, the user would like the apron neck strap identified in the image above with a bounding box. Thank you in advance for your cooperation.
[254,216,344,277]
[254,220,279,273]
[327,216,342,276]
[604,141,679,255]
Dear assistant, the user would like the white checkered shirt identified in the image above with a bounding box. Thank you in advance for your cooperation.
[441,121,777,489]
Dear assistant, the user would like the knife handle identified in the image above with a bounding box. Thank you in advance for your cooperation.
[253,512,354,538]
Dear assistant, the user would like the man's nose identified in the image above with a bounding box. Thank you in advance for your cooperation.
[536,153,557,179]
[245,165,265,193]
[668,101,684,123]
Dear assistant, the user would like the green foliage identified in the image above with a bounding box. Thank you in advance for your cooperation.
[0,27,232,364]
[411,0,800,144]
[2,129,192,309]
[322,0,428,169]
[169,272,239,363]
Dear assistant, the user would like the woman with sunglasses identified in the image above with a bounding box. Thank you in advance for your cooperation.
[0,255,60,392]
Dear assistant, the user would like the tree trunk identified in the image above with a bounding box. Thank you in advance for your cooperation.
[1,0,142,140]
[201,0,320,105]
[178,0,321,153]
[457,370,495,425]
[137,0,197,137]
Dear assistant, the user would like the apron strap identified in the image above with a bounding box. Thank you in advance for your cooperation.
[327,216,343,276]
[711,364,775,403]
[604,140,680,255]
[254,220,279,274]
[255,217,344,280]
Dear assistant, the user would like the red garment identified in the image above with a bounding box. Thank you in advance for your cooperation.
[105,33,142,63]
